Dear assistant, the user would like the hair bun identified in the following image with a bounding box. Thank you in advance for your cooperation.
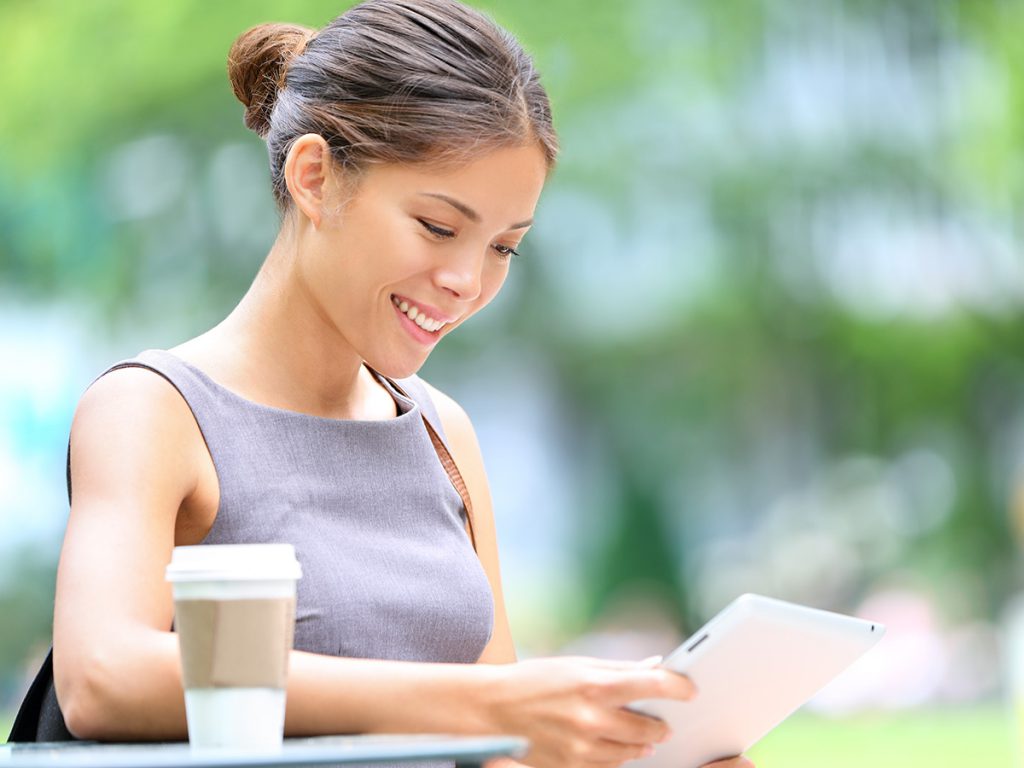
[227,22,315,138]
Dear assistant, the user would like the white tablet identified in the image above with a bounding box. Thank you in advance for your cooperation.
[628,593,884,768]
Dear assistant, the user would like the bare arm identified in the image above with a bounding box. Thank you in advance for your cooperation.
[55,368,194,738]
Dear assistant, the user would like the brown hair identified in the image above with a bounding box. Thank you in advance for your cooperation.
[227,0,558,209]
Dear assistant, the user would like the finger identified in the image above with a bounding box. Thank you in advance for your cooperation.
[602,706,673,746]
[582,738,658,764]
[573,655,666,673]
[701,757,755,768]
[580,657,657,671]
[601,668,698,704]
[585,758,652,768]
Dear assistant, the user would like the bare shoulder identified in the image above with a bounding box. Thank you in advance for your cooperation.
[71,365,202,507]
[418,379,477,452]
[74,366,197,450]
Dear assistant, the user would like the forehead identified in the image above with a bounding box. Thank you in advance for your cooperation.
[358,144,549,223]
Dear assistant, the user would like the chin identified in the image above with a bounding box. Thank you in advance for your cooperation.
[365,353,427,382]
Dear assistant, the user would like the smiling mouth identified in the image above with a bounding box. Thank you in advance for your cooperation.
[390,295,450,333]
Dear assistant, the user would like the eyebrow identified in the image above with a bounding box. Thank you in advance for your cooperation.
[418,192,534,230]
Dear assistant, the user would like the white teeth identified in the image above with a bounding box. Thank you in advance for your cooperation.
[392,295,446,333]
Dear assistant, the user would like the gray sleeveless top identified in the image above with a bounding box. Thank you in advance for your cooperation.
[105,349,494,664]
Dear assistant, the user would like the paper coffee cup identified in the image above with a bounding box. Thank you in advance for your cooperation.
[166,544,302,750]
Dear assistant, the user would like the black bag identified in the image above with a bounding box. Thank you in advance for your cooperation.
[8,649,76,742]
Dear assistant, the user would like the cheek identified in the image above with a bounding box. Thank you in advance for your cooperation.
[377,228,432,275]
[479,263,511,304]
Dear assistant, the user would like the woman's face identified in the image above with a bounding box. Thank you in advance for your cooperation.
[300,143,548,378]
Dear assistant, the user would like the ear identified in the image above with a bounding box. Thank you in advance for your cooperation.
[283,133,334,228]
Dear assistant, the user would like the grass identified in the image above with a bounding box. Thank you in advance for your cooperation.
[748,706,1016,768]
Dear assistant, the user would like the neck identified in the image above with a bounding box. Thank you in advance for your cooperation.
[189,226,384,420]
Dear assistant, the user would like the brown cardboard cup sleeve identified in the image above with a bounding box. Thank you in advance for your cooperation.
[175,598,296,689]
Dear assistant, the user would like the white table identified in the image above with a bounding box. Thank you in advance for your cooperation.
[0,735,528,768]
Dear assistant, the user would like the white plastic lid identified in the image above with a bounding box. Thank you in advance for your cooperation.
[165,544,302,583]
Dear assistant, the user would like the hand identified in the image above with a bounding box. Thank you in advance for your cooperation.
[486,656,696,768]
[702,758,755,768]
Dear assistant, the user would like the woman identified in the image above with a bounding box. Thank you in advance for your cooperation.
[40,1,751,766]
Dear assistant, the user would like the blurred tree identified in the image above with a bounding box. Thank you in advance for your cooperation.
[0,544,57,707]
[1,0,1023,705]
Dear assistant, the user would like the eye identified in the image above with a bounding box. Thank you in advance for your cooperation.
[492,243,520,262]
[418,219,455,239]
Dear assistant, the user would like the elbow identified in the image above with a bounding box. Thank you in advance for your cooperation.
[55,648,121,740]
[54,635,186,741]
[62,696,103,742]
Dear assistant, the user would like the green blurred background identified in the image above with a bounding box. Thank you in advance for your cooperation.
[2,0,1024,763]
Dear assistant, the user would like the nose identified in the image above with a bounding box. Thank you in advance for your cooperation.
[434,245,484,302]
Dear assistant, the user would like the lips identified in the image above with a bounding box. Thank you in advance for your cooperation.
[392,298,444,345]
[390,294,458,325]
